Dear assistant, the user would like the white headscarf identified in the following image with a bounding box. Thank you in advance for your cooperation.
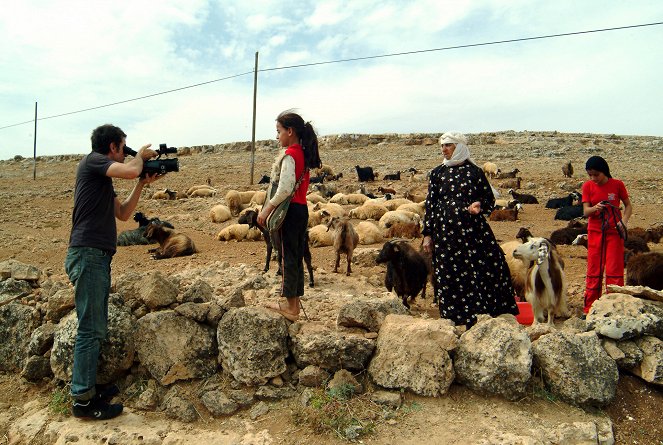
[440,132,474,167]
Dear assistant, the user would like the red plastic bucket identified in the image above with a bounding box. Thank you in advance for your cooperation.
[515,301,534,325]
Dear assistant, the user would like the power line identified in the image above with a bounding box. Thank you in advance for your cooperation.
[1,20,661,131]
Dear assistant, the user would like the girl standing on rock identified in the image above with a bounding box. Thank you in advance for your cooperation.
[582,155,632,315]
[257,110,321,321]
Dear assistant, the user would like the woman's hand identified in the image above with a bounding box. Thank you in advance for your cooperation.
[467,201,481,215]
[423,236,432,254]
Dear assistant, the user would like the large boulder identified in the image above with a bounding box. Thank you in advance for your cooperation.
[454,317,532,401]
[533,331,618,406]
[0,260,42,283]
[217,307,289,385]
[336,298,408,332]
[136,271,179,310]
[44,288,74,322]
[290,322,376,372]
[0,302,41,372]
[368,314,457,397]
[50,301,137,384]
[135,311,217,385]
[587,293,663,340]
[630,336,663,386]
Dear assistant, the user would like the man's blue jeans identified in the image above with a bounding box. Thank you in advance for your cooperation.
[65,247,112,401]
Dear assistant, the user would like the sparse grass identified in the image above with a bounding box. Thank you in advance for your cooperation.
[48,386,72,416]
[292,383,419,442]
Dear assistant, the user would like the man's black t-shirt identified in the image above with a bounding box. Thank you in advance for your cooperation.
[68,152,117,253]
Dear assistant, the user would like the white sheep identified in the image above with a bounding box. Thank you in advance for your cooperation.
[249,190,267,207]
[329,193,349,205]
[189,187,217,198]
[187,184,213,196]
[383,198,414,211]
[482,162,500,178]
[378,210,421,229]
[500,240,528,299]
[238,190,256,204]
[225,190,243,216]
[403,190,427,203]
[348,202,389,220]
[306,193,327,204]
[216,224,250,241]
[346,193,369,205]
[396,202,425,218]
[151,189,176,200]
[209,204,232,223]
[356,221,384,245]
[308,224,334,247]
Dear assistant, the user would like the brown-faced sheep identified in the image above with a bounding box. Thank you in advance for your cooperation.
[626,252,663,290]
[225,190,243,216]
[216,224,250,241]
[562,161,574,178]
[489,208,519,222]
[378,210,421,229]
[385,222,421,239]
[187,184,213,195]
[209,204,232,223]
[482,162,500,179]
[306,193,327,204]
[152,188,177,200]
[249,190,267,207]
[513,237,568,325]
[376,239,430,309]
[326,216,359,275]
[144,222,197,259]
[348,202,389,220]
[403,190,427,203]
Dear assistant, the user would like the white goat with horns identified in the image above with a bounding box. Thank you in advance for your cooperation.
[513,237,568,325]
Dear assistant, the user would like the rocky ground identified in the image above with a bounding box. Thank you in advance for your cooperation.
[0,131,662,444]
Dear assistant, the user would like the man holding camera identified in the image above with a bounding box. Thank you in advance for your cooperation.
[65,124,161,420]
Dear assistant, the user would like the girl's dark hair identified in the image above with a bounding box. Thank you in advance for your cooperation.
[585,155,612,178]
[91,124,126,154]
[277,110,322,169]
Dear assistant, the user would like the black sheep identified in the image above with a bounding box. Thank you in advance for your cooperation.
[383,171,401,181]
[545,192,581,209]
[509,189,538,204]
[238,209,314,287]
[554,204,583,221]
[355,165,376,182]
[376,239,430,309]
[258,175,270,184]
[118,212,174,246]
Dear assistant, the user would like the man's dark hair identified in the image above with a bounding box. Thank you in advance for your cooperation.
[90,124,126,154]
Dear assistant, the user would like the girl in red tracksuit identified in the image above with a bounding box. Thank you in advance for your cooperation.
[582,156,632,314]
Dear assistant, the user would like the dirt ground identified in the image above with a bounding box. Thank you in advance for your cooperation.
[0,132,662,444]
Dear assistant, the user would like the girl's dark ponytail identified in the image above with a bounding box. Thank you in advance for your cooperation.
[276,110,322,170]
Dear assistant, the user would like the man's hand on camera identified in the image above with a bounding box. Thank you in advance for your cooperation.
[138,144,158,160]
[140,172,161,185]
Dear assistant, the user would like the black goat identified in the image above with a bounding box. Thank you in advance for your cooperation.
[118,213,174,246]
[545,192,581,209]
[497,168,520,179]
[383,171,401,181]
[309,173,327,184]
[376,239,430,309]
[509,189,538,204]
[355,165,376,182]
[554,204,583,221]
[258,175,270,184]
[550,227,587,245]
[238,209,314,287]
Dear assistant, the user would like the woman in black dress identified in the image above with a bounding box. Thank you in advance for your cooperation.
[422,132,517,327]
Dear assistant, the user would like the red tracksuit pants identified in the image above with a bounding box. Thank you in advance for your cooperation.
[584,229,624,313]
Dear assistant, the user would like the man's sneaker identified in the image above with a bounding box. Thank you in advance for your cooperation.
[72,398,123,420]
[95,383,120,402]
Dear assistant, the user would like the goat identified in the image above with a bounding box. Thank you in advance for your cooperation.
[554,204,583,221]
[144,222,197,259]
[572,233,650,264]
[515,227,534,243]
[118,213,174,246]
[385,222,421,239]
[628,227,662,244]
[626,252,663,290]
[497,168,520,179]
[508,188,538,204]
[238,209,314,287]
[383,171,401,181]
[482,162,500,179]
[376,239,430,309]
[489,208,519,222]
[545,192,581,209]
[152,188,177,200]
[562,161,574,178]
[355,165,376,182]
[134,212,174,229]
[549,226,587,245]
[258,175,270,184]
[377,186,396,195]
[326,217,359,275]
[309,173,327,184]
[499,177,522,190]
[513,237,567,325]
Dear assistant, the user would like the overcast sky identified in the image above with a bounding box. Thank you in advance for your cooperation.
[1,0,662,160]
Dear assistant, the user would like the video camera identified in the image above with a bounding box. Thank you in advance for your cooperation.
[123,143,179,177]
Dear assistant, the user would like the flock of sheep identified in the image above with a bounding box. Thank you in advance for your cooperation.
[121,159,662,324]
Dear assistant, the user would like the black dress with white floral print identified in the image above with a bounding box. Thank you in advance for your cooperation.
[422,161,518,325]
